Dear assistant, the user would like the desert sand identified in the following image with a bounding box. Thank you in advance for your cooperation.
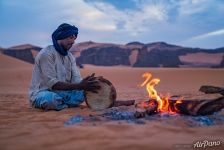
[0,53,224,150]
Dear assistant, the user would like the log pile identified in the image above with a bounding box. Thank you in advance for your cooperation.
[135,85,224,118]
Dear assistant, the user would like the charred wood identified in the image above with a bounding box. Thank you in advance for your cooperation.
[170,94,224,116]
[199,85,224,95]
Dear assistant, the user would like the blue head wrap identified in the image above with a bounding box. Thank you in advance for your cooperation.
[52,23,78,56]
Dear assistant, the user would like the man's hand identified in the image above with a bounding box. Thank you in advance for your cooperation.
[52,73,101,92]
[79,73,101,93]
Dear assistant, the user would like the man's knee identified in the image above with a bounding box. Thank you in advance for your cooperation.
[34,91,67,111]
[71,91,85,104]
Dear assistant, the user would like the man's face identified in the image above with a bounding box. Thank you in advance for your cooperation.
[58,35,77,50]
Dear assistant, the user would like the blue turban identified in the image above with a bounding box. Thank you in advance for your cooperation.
[52,23,78,56]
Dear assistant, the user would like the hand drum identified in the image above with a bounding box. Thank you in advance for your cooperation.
[85,77,117,110]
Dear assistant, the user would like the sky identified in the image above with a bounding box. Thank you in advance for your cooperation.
[0,0,224,49]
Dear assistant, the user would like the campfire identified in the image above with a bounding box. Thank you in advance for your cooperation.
[65,74,224,126]
[134,72,224,118]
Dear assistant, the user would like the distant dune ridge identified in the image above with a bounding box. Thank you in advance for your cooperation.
[1,42,224,68]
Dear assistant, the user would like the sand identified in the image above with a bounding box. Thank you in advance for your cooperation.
[0,54,224,150]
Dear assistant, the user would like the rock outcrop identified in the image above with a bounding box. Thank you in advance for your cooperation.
[1,42,224,68]
[2,44,41,64]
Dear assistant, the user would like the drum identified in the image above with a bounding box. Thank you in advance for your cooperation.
[85,77,117,110]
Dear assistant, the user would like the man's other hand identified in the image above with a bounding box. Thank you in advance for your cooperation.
[79,73,101,93]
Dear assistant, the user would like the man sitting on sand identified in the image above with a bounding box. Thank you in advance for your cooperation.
[29,23,100,111]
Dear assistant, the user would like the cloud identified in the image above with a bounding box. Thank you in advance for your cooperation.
[190,29,224,40]
[178,0,212,16]
[61,1,117,31]
[180,28,224,48]
[0,0,223,48]
[84,0,169,35]
[142,4,168,21]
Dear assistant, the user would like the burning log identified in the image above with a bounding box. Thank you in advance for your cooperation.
[199,85,224,95]
[135,93,224,118]
[169,94,224,116]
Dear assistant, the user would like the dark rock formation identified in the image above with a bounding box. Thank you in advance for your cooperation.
[133,47,183,67]
[133,43,224,68]
[1,42,224,68]
[3,49,35,64]
[75,41,224,68]
[2,44,41,64]
[220,57,224,67]
[77,46,131,66]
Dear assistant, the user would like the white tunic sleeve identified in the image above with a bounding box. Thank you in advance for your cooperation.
[69,53,82,83]
[37,52,60,89]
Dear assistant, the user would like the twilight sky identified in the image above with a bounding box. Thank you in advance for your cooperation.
[0,0,224,48]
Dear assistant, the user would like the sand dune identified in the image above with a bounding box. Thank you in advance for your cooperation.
[0,53,32,69]
[0,54,224,150]
[0,54,32,94]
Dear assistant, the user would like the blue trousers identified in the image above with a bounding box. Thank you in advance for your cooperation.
[33,90,85,111]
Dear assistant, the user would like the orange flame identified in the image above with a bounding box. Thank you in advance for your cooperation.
[140,72,182,113]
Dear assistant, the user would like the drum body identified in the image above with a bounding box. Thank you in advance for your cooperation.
[85,77,117,110]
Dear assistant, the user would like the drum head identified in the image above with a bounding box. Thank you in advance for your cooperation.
[85,77,116,110]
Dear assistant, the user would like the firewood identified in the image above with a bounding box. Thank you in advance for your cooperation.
[168,93,224,116]
[114,100,135,107]
[199,85,224,95]
[134,93,224,117]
